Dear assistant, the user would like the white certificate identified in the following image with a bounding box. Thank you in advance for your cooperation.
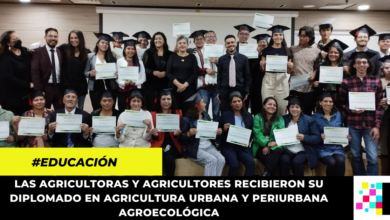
[55,114,82,133]
[136,47,147,60]
[123,110,147,128]
[196,120,219,139]
[253,13,274,29]
[265,55,288,72]
[204,44,224,58]
[30,41,41,50]
[349,92,376,111]
[238,44,258,59]
[386,86,390,105]
[290,74,310,90]
[323,127,349,145]
[226,125,252,147]
[95,63,117,80]
[173,22,190,37]
[156,114,180,132]
[319,66,343,84]
[118,66,138,83]
[0,121,9,141]
[274,124,299,145]
[112,48,123,59]
[92,116,116,134]
[18,117,45,136]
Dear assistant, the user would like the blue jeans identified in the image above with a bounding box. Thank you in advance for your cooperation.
[198,89,219,121]
[76,95,86,110]
[349,127,379,175]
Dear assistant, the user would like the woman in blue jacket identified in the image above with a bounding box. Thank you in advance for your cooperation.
[280,95,322,176]
[219,91,255,176]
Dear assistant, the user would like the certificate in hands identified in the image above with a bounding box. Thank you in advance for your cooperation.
[319,66,343,84]
[55,114,82,133]
[265,55,288,72]
[92,116,116,134]
[173,22,190,37]
[253,13,274,29]
[226,125,252,147]
[118,66,138,83]
[124,110,147,128]
[273,124,300,145]
[0,121,9,141]
[323,127,349,145]
[290,74,310,90]
[95,63,117,80]
[196,120,219,139]
[204,44,224,58]
[156,114,180,132]
[18,117,45,136]
[387,86,390,105]
[238,44,258,59]
[348,92,376,111]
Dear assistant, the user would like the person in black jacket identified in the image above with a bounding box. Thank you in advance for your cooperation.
[179,92,225,176]
[0,30,33,116]
[142,32,173,112]
[47,88,92,147]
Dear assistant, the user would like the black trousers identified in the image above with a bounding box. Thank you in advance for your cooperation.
[44,84,64,110]
[89,90,117,111]
[249,76,263,116]
[142,85,164,112]
[117,90,133,113]
[163,144,179,176]
[3,99,31,116]
[256,148,283,175]
[279,150,308,176]
[171,87,196,114]
[319,155,345,176]
[289,90,316,116]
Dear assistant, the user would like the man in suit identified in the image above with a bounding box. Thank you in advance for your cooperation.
[31,27,63,110]
[47,88,92,147]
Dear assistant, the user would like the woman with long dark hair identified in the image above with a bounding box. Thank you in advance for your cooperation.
[58,30,90,110]
[142,32,173,111]
[218,91,254,176]
[252,97,285,176]
[84,33,118,111]
[260,25,293,116]
[116,39,146,113]
[0,30,33,116]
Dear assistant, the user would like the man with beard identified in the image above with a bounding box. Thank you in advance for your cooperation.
[31,28,64,110]
[342,24,381,76]
[376,33,390,58]
[217,35,251,112]
[47,88,92,147]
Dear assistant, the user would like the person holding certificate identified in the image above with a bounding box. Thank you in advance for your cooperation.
[252,97,285,176]
[218,91,254,176]
[115,89,153,147]
[338,51,383,175]
[85,33,118,111]
[116,39,146,113]
[312,92,351,176]
[89,91,120,147]
[150,89,182,176]
[0,101,17,147]
[179,93,225,176]
[11,91,53,147]
[280,95,322,176]
[142,32,174,112]
[47,88,92,147]
[260,25,293,116]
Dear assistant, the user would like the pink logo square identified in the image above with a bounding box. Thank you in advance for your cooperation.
[370,189,376,196]
[356,203,363,209]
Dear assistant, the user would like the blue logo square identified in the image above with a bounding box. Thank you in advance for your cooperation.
[371,184,375,188]
[377,196,382,202]
[365,208,369,212]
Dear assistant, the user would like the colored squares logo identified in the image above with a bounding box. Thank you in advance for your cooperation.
[355,182,383,215]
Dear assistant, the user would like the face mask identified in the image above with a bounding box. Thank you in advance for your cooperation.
[13,40,22,49]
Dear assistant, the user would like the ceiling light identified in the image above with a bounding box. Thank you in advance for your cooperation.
[358,5,369,10]
[19,0,31,2]
[303,5,315,8]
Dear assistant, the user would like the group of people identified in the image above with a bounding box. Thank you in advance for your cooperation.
[0,19,390,177]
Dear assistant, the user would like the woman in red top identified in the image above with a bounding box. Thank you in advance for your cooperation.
[150,89,182,176]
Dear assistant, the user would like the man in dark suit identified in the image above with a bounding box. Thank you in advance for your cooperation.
[47,88,92,147]
[31,27,64,110]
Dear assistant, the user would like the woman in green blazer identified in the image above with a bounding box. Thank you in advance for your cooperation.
[252,97,285,176]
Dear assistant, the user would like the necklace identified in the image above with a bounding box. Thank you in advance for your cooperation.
[181,59,184,62]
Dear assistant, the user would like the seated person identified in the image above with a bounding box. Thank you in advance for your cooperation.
[0,100,17,147]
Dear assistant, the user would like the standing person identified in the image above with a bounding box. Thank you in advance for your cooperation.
[111,32,129,60]
[142,32,173,112]
[314,19,335,66]
[250,34,270,116]
[342,25,381,76]
[205,30,217,45]
[133,31,151,49]
[190,30,219,121]
[57,30,91,110]
[0,30,33,116]
[85,33,118,111]
[260,25,293,116]
[0,101,17,147]
[116,39,146,113]
[166,36,198,113]
[289,26,321,116]
[31,28,63,110]
[376,33,390,58]
[338,51,383,175]
[217,35,251,113]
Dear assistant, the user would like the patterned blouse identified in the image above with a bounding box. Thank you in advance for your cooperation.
[20,108,53,147]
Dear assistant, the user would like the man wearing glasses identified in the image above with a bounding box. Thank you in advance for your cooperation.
[31,27,64,110]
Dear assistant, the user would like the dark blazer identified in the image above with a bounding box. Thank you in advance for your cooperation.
[282,114,322,170]
[218,110,254,154]
[90,108,120,142]
[31,45,63,92]
[142,48,173,88]
[49,108,92,147]
[179,111,217,159]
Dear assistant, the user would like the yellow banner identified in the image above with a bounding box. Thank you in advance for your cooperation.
[0,148,162,176]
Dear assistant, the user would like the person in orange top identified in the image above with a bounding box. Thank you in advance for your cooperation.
[150,88,183,176]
